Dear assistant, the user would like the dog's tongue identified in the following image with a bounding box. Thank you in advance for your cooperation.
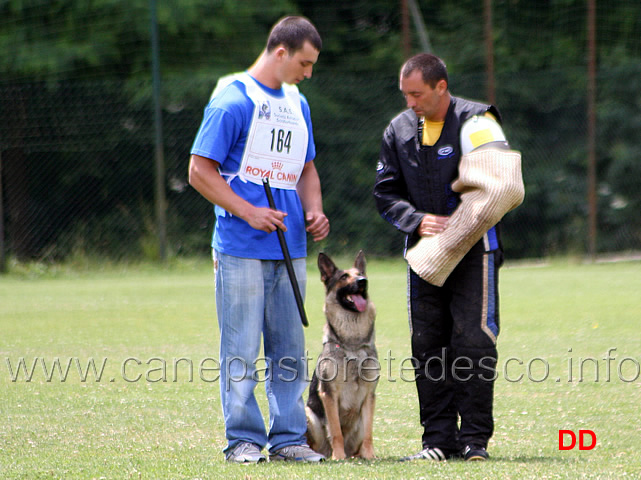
[352,294,367,312]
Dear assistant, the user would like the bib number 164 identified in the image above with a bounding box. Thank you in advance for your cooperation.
[270,128,292,154]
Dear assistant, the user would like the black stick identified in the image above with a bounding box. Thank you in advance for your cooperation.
[262,177,309,327]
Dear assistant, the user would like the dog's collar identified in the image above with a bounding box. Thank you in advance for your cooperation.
[324,322,374,351]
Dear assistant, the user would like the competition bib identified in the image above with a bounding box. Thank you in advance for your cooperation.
[214,73,308,190]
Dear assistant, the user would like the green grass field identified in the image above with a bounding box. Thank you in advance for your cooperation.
[1,257,640,479]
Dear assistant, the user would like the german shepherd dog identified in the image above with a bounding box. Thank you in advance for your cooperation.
[306,251,379,460]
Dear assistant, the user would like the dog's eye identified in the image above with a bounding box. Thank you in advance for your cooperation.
[340,273,349,280]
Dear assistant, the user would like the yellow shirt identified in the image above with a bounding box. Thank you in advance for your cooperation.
[421,119,444,146]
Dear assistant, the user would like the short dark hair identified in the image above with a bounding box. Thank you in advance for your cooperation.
[401,53,448,89]
[266,16,322,54]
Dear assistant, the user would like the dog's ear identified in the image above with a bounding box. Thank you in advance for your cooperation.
[354,250,367,275]
[318,252,337,285]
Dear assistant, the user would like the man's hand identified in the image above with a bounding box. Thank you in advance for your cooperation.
[418,214,449,237]
[247,206,288,234]
[305,211,330,242]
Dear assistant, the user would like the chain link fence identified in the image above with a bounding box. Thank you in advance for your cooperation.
[2,2,640,265]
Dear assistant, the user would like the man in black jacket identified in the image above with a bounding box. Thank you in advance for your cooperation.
[373,53,512,462]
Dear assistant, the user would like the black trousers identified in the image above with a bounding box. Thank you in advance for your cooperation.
[408,248,501,453]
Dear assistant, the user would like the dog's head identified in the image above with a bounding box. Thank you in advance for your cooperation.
[318,251,369,313]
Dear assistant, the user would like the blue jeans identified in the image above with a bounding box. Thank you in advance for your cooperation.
[213,250,308,454]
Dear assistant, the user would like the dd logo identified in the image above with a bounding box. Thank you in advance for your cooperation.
[559,429,596,450]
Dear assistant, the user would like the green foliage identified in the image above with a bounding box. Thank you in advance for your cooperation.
[0,0,149,80]
[597,58,641,251]
[1,0,641,260]
[156,0,298,76]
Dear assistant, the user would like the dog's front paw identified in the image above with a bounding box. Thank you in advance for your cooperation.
[331,448,347,460]
[358,446,375,460]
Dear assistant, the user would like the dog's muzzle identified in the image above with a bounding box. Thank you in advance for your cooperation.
[341,277,368,313]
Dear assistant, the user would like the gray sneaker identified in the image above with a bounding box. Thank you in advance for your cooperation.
[225,442,266,463]
[269,444,326,462]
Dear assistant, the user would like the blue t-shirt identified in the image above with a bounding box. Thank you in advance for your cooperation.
[191,74,316,260]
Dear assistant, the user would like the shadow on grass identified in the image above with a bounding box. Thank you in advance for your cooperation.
[490,455,569,464]
[313,455,569,465]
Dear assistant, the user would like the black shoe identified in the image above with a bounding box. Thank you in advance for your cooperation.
[463,445,489,461]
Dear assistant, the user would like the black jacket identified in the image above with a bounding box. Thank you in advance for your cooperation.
[374,96,501,249]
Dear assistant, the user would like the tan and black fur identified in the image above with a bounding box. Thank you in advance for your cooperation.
[306,251,379,460]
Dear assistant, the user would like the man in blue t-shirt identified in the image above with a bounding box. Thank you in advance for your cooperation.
[189,16,329,464]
